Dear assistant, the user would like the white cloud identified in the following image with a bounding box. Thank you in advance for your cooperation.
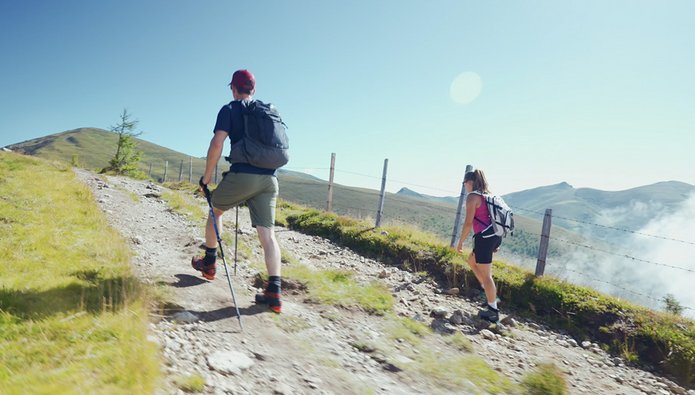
[539,193,695,318]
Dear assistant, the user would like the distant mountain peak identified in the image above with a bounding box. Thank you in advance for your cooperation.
[396,187,421,196]
[395,187,459,205]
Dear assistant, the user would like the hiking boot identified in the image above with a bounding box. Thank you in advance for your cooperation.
[478,296,501,308]
[191,256,216,280]
[255,291,282,314]
[478,305,500,323]
[475,290,500,308]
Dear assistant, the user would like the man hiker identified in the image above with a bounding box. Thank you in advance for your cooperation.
[192,69,283,313]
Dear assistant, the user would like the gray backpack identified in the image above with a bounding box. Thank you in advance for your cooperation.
[226,100,289,169]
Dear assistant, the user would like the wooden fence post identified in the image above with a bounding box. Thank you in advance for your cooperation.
[450,164,473,247]
[163,160,168,182]
[189,157,193,183]
[326,153,336,212]
[375,158,388,228]
[178,160,184,182]
[148,162,152,178]
[535,208,553,276]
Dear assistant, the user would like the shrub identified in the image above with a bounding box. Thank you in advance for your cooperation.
[521,363,567,395]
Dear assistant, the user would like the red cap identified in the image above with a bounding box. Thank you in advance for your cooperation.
[230,69,255,91]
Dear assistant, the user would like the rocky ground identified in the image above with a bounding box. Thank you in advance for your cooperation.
[74,169,693,395]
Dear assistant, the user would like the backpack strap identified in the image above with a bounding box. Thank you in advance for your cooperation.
[225,100,251,164]
[468,190,492,226]
[228,100,254,139]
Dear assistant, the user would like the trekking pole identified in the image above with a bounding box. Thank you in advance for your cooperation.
[234,206,239,276]
[199,177,244,331]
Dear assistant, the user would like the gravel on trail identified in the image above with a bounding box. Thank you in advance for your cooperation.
[75,169,693,395]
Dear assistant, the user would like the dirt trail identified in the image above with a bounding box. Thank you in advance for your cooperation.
[75,169,692,395]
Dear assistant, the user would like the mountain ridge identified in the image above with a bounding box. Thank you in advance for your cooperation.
[8,127,693,249]
[7,128,693,202]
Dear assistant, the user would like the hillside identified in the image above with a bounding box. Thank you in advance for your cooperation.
[5,128,568,261]
[396,187,459,205]
[503,181,695,239]
[6,128,216,182]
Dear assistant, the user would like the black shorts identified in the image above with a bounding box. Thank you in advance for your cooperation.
[473,234,501,264]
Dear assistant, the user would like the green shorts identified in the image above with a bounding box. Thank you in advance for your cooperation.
[211,172,278,228]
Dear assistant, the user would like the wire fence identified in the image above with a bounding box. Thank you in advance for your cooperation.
[284,160,695,314]
[154,156,695,313]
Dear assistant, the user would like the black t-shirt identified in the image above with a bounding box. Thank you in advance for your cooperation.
[213,100,276,175]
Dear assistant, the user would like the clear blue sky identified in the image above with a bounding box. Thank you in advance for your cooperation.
[1,0,693,195]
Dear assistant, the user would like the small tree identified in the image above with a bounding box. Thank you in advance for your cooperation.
[663,294,684,316]
[103,109,144,176]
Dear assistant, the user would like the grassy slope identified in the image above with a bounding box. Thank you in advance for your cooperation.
[275,201,695,389]
[0,152,159,394]
[8,128,590,260]
[6,128,225,182]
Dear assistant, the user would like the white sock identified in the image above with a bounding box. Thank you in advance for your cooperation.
[488,301,498,310]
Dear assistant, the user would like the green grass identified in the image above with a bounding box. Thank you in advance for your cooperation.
[219,229,255,263]
[387,316,431,346]
[405,349,517,394]
[281,248,299,264]
[271,314,311,333]
[521,363,567,395]
[161,190,206,225]
[280,263,394,315]
[162,180,199,192]
[114,184,140,203]
[444,331,474,352]
[379,314,513,393]
[0,152,160,393]
[174,373,206,393]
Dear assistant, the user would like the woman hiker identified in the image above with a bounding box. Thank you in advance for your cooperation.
[456,169,502,323]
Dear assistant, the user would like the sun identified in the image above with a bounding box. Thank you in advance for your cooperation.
[450,72,482,105]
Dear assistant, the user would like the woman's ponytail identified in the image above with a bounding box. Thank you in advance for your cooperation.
[464,169,490,194]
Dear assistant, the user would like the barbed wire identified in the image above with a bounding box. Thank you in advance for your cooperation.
[284,179,695,248]
[331,203,373,212]
[550,236,695,274]
[511,205,695,246]
[387,178,460,195]
[333,169,383,180]
[510,206,548,216]
[175,155,695,247]
[549,266,694,311]
[384,195,458,214]
[282,168,695,246]
[552,214,695,246]
[280,180,325,187]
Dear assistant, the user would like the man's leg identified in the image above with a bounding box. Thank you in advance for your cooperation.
[256,225,281,276]
[191,207,225,280]
[247,175,282,312]
[206,207,225,249]
[255,225,282,313]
